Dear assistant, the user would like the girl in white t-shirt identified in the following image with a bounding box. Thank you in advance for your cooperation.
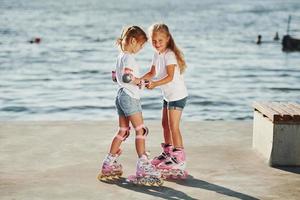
[98,26,162,186]
[141,23,188,179]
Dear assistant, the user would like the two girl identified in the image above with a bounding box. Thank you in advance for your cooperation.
[98,23,188,185]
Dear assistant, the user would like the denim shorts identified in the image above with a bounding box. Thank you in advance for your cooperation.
[163,97,187,110]
[115,88,142,117]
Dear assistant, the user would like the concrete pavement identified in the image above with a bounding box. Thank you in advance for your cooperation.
[0,121,299,200]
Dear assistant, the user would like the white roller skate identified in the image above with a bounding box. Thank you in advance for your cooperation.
[157,148,188,180]
[127,154,164,186]
[151,143,173,167]
[98,149,123,181]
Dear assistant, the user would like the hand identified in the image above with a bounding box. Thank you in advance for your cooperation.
[136,78,143,89]
[146,80,156,90]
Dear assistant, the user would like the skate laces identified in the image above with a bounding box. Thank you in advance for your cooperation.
[164,149,185,165]
[138,156,158,174]
[103,153,118,166]
[157,152,168,160]
[156,143,172,160]
[165,156,179,165]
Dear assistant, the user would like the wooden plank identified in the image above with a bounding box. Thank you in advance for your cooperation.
[252,102,282,122]
[268,102,290,115]
[288,102,300,113]
[290,102,300,108]
[263,102,292,123]
[268,102,294,122]
[279,103,299,115]
[279,103,300,122]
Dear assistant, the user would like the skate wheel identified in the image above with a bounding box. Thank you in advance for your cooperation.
[98,172,122,182]
[157,180,163,186]
[181,171,188,179]
[112,175,119,179]
[148,178,155,186]
[98,175,109,182]
[97,173,107,181]
[139,178,147,185]
[154,177,163,186]
[170,175,177,179]
[97,174,102,181]
[127,175,138,184]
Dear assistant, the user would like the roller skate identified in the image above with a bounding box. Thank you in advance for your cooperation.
[97,149,123,182]
[151,143,173,167]
[157,148,188,180]
[127,154,164,186]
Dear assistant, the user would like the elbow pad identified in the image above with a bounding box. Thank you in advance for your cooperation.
[122,73,133,83]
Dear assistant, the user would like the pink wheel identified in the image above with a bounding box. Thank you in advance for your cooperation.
[180,171,188,179]
[127,175,137,183]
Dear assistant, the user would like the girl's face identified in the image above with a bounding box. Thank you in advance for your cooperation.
[131,39,145,54]
[151,31,169,53]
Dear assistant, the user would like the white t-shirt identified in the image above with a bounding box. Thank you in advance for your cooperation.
[151,49,188,102]
[115,52,140,99]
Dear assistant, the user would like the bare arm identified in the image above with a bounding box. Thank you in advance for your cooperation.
[147,64,175,89]
[140,65,156,80]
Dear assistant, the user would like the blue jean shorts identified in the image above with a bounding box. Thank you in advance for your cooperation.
[163,97,187,110]
[115,88,142,117]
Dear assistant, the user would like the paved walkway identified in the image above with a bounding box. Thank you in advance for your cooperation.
[1,121,299,200]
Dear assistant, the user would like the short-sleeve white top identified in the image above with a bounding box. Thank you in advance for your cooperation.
[151,49,188,101]
[115,52,140,99]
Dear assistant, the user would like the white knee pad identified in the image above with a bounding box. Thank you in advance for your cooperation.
[114,127,130,141]
[135,124,149,140]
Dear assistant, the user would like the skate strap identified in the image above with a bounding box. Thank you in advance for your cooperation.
[173,147,184,152]
[171,157,179,164]
[134,124,144,131]
[157,152,168,160]
[134,125,149,134]
[164,157,178,165]
[136,135,146,140]
[119,126,130,132]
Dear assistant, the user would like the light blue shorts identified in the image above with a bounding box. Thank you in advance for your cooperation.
[115,88,142,117]
[163,97,187,110]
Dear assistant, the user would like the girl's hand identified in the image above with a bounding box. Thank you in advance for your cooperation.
[146,80,157,90]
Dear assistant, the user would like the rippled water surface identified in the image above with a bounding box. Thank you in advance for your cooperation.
[0,0,300,120]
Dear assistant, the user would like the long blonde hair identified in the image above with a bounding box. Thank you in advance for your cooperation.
[116,26,147,51]
[149,23,187,74]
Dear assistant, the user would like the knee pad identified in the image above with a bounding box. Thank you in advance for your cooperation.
[135,124,149,140]
[114,127,130,141]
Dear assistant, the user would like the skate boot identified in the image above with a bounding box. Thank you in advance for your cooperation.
[151,143,173,166]
[157,148,188,179]
[127,154,164,186]
[97,149,123,181]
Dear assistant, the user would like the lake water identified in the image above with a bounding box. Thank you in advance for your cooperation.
[0,0,300,121]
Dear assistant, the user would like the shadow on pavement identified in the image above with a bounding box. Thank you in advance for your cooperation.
[101,177,197,200]
[166,175,260,200]
[100,175,260,200]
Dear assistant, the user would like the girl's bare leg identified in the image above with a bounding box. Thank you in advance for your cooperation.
[109,115,130,155]
[162,107,173,145]
[168,109,183,148]
[128,112,146,157]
